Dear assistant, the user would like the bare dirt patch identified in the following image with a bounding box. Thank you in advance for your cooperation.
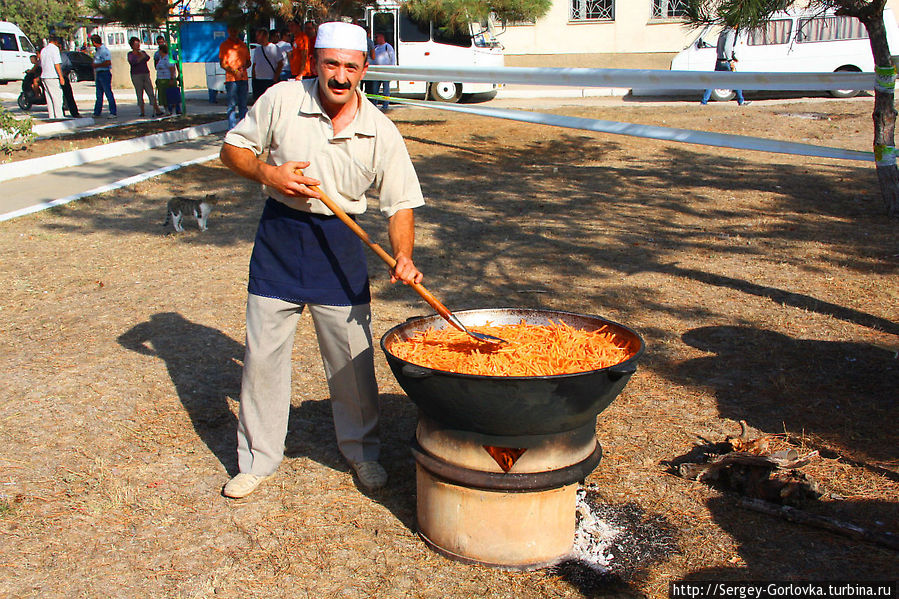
[0,97,896,598]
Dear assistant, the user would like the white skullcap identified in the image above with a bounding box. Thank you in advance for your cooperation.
[314,22,368,53]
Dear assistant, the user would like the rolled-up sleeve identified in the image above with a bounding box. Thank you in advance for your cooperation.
[223,92,274,155]
[374,126,425,217]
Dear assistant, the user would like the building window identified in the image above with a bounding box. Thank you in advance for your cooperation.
[570,0,614,22]
[651,0,686,19]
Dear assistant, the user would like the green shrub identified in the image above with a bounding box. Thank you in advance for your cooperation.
[0,106,36,154]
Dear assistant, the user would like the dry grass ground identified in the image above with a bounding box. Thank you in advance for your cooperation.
[0,96,896,598]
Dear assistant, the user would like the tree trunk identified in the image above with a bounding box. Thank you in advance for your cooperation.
[861,12,899,217]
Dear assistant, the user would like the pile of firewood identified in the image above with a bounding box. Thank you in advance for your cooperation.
[671,421,899,551]
[675,421,824,507]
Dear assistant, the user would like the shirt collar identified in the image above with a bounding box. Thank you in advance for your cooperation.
[298,79,377,139]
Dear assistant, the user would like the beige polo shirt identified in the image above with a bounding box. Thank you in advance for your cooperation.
[223,78,424,218]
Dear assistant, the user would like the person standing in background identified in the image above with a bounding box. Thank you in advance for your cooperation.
[127,37,161,117]
[155,45,180,115]
[371,32,394,111]
[219,25,251,128]
[273,28,293,81]
[251,28,283,102]
[59,48,81,118]
[39,36,65,119]
[301,21,317,79]
[357,21,376,96]
[90,34,117,118]
[288,19,308,79]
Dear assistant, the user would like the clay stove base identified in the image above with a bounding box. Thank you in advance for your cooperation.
[416,465,578,569]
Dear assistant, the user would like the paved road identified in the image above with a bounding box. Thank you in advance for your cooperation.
[1,136,223,221]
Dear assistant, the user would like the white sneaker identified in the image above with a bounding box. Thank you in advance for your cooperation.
[223,473,269,498]
[352,461,387,490]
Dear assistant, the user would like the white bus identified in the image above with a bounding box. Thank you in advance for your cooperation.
[634,8,899,100]
[364,1,504,102]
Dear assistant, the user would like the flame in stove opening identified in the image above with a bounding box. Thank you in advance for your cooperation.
[483,446,527,472]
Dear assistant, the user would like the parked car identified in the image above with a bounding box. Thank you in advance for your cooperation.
[63,51,94,83]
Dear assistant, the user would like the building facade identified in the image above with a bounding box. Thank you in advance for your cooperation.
[497,0,899,69]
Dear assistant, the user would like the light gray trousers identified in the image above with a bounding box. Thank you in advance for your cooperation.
[237,294,380,475]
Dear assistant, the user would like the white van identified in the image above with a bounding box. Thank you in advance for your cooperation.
[0,22,37,84]
[364,0,504,102]
[634,8,899,100]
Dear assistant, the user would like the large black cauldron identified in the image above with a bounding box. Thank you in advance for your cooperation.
[380,308,645,436]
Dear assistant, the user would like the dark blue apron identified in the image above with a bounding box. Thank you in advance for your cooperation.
[248,197,371,306]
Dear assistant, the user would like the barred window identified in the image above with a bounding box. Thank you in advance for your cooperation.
[651,0,687,19]
[797,15,868,43]
[746,19,793,45]
[570,0,614,22]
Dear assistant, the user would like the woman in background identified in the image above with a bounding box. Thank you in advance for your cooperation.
[127,37,161,117]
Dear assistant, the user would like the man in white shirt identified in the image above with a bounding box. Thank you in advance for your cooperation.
[273,28,293,81]
[40,36,65,119]
[219,22,425,498]
[370,33,395,110]
[251,29,284,102]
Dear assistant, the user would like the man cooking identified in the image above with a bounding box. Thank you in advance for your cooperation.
[219,21,425,498]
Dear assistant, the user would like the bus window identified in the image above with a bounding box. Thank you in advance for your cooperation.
[373,12,396,44]
[399,10,429,42]
[433,24,472,48]
[798,15,867,42]
[747,18,793,45]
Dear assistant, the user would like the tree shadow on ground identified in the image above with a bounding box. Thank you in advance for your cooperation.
[681,495,898,580]
[667,325,899,465]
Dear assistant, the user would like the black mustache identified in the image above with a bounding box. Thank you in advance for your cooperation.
[327,79,353,90]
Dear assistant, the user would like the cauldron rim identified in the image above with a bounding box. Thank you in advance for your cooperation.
[379,307,645,381]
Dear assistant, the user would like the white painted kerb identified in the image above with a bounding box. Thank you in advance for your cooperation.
[0,120,228,183]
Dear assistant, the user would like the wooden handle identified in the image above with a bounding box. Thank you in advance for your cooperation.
[297,170,454,322]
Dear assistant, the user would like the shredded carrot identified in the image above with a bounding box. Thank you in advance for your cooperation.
[387,319,636,376]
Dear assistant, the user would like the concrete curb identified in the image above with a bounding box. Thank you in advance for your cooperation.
[0,152,220,222]
[0,119,228,183]
[33,117,97,136]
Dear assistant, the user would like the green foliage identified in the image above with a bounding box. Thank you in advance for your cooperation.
[405,0,552,32]
[0,106,36,155]
[681,0,881,29]
[0,112,36,149]
[86,0,173,25]
[91,0,551,31]
[0,0,84,44]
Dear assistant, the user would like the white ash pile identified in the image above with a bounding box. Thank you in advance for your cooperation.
[550,484,679,593]
[570,486,622,573]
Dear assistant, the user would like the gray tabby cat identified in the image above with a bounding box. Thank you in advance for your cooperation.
[163,194,215,232]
